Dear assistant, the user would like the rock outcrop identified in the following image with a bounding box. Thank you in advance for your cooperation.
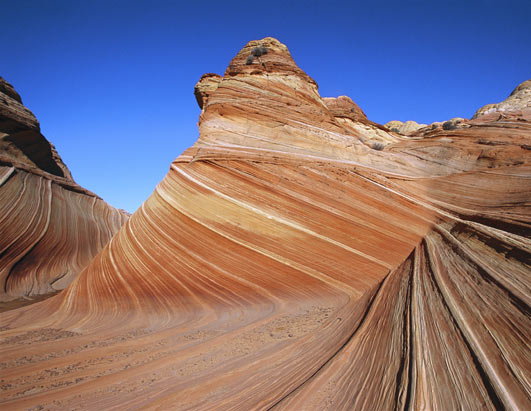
[194,73,222,111]
[0,76,72,179]
[0,38,529,410]
[0,76,128,303]
[385,117,470,136]
[473,79,531,119]
[385,119,428,135]
[324,96,397,145]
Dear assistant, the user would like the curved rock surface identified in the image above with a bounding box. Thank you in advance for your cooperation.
[325,96,397,146]
[0,38,529,410]
[473,79,531,119]
[0,77,128,303]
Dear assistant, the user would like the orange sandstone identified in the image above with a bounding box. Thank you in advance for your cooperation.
[0,39,529,410]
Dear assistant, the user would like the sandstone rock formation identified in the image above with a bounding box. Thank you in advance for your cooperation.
[324,96,397,145]
[0,76,128,304]
[194,73,222,111]
[385,117,470,136]
[473,79,531,119]
[0,39,529,410]
[385,119,428,135]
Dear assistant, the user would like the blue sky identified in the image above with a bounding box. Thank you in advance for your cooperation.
[3,0,530,212]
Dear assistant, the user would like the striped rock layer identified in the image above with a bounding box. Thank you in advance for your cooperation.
[0,38,529,410]
[0,76,128,302]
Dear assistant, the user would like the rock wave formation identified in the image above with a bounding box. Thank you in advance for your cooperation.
[0,39,529,409]
[0,76,128,304]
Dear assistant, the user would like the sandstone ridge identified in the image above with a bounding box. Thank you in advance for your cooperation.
[0,77,128,303]
[473,78,531,119]
[0,38,529,410]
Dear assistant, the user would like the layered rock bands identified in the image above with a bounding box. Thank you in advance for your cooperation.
[0,76,128,304]
[0,39,529,410]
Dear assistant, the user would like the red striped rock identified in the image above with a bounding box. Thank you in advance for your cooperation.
[0,76,128,304]
[0,38,529,410]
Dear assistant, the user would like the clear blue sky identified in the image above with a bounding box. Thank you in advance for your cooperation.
[3,0,530,212]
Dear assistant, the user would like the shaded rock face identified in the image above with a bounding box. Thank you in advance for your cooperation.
[0,38,530,410]
[473,79,531,119]
[0,77,128,302]
[0,76,70,178]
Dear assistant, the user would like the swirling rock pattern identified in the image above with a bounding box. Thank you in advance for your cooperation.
[0,77,128,303]
[0,38,529,410]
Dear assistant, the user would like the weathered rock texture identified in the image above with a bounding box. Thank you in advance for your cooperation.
[386,117,470,136]
[0,76,128,303]
[194,73,222,110]
[473,79,531,119]
[385,119,428,135]
[325,96,397,145]
[0,39,529,410]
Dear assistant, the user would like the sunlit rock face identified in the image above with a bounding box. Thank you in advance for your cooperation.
[473,79,531,119]
[0,38,529,410]
[0,76,128,303]
[385,117,470,136]
[385,119,428,135]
